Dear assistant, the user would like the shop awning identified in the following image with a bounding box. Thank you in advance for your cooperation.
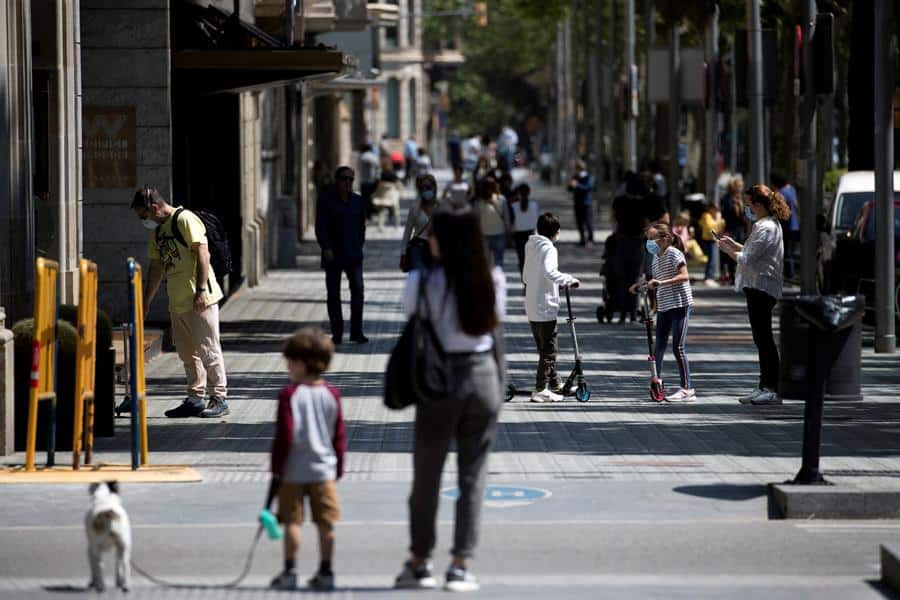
[173,2,354,95]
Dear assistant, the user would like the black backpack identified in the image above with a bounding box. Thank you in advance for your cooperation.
[157,208,233,278]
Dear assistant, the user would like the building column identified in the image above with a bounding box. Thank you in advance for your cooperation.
[53,0,83,303]
[1,0,36,324]
[0,0,36,455]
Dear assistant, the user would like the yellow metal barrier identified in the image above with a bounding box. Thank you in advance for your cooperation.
[127,258,149,468]
[25,258,59,472]
[73,260,98,469]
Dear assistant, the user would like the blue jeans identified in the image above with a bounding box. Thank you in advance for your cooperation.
[485,234,506,268]
[655,306,692,389]
[700,239,716,280]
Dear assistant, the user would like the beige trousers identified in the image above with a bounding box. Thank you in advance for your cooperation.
[170,304,227,399]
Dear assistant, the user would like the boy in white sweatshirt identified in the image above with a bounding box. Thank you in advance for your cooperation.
[522,213,580,402]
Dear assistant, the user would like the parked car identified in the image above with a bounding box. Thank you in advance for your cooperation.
[828,196,900,323]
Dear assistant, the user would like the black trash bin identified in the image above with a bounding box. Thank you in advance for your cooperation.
[781,295,866,484]
[779,295,864,401]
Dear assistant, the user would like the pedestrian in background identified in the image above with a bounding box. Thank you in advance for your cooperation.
[630,223,695,402]
[131,186,229,418]
[442,163,472,208]
[269,327,345,591]
[771,171,799,279]
[719,175,746,284]
[472,177,509,267]
[698,201,725,284]
[403,135,419,185]
[315,166,368,345]
[717,184,790,406]
[510,183,539,275]
[394,208,506,592]
[569,160,595,247]
[400,174,439,272]
[415,147,432,176]
[358,143,380,218]
[523,213,580,403]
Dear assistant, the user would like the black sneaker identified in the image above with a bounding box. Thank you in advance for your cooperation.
[164,398,205,418]
[200,397,230,418]
[270,570,297,590]
[349,333,369,344]
[394,560,437,589]
[444,565,479,592]
[307,571,335,591]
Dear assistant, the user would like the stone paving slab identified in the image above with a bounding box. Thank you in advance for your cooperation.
[5,172,900,489]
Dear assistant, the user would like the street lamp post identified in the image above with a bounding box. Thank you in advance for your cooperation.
[874,0,897,353]
[800,1,818,294]
[747,0,765,185]
[624,0,637,173]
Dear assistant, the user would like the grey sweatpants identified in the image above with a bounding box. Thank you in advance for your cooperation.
[409,352,502,559]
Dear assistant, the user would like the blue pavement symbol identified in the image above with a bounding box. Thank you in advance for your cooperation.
[441,485,552,508]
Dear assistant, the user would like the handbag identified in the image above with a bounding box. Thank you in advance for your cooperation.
[384,272,450,409]
[400,210,433,273]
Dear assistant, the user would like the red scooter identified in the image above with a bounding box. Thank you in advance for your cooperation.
[638,279,666,402]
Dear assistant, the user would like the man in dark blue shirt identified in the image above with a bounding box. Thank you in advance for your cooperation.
[569,160,596,246]
[316,166,368,344]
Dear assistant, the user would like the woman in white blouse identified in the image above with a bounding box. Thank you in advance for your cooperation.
[717,184,791,406]
[394,208,505,592]
[509,183,539,275]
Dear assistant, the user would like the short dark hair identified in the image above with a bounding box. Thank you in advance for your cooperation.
[282,327,334,376]
[131,186,166,209]
[536,212,561,238]
[334,166,354,180]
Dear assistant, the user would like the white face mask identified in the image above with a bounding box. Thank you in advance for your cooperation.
[142,218,159,230]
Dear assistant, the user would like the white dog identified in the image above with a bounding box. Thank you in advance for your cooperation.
[85,481,131,592]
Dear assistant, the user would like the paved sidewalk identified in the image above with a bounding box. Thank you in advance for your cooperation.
[5,169,888,489]
[2,171,900,599]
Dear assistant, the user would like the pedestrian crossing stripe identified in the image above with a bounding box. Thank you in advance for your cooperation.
[441,485,551,507]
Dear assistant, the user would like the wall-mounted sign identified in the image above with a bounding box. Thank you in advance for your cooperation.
[83,106,136,188]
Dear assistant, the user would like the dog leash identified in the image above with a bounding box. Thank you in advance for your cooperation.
[130,525,264,589]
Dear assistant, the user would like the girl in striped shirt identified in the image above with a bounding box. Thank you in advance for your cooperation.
[630,223,695,401]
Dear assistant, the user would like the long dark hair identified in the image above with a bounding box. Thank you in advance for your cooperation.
[431,209,498,335]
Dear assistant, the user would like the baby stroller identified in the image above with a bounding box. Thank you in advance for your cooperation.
[596,233,616,323]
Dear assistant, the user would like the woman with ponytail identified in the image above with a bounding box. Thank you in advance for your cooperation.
[717,184,790,406]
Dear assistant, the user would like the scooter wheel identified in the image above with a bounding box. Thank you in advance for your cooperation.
[575,382,591,402]
[505,384,516,402]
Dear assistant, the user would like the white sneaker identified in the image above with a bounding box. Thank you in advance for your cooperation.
[738,388,763,404]
[751,389,782,405]
[530,388,563,403]
[666,388,695,402]
[703,279,720,287]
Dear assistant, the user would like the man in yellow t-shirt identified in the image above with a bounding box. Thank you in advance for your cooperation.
[131,186,229,418]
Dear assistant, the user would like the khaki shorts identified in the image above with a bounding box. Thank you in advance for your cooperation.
[277,480,341,526]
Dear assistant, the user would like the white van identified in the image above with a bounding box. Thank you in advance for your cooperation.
[826,171,900,237]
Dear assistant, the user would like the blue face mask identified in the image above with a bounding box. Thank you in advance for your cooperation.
[744,206,758,222]
[645,239,660,255]
[421,190,435,201]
